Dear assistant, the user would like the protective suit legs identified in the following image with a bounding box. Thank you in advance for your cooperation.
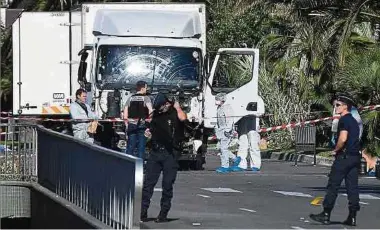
[219,136,236,168]
[235,130,261,171]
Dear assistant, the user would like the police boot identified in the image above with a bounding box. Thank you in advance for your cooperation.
[155,211,169,223]
[343,210,357,226]
[140,209,148,222]
[309,208,331,225]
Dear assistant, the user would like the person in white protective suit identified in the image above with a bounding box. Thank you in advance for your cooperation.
[70,89,99,144]
[231,97,265,172]
[214,93,241,173]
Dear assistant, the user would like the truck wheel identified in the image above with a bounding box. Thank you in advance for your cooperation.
[190,144,206,171]
[192,157,204,170]
[179,160,190,171]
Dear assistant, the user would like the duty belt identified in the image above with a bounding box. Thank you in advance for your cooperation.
[335,152,360,160]
[151,142,169,152]
[129,119,146,124]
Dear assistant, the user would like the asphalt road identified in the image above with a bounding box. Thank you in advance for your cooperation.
[141,154,380,229]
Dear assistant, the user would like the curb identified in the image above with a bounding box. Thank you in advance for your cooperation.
[261,150,333,166]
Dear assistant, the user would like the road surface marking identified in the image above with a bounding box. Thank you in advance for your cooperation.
[201,188,242,193]
[273,190,312,198]
[197,194,211,198]
[291,226,305,229]
[310,196,323,206]
[359,201,369,205]
[360,176,377,179]
[342,194,380,200]
[154,188,162,192]
[192,223,201,226]
[239,208,256,213]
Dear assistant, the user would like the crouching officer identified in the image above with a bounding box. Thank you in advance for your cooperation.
[140,93,187,223]
[310,94,360,226]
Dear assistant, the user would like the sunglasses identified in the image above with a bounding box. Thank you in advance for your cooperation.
[335,103,344,107]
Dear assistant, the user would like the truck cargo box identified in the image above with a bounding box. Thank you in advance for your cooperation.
[12,11,81,116]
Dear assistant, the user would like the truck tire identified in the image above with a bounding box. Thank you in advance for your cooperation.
[192,157,204,170]
[189,137,207,171]
[179,160,190,171]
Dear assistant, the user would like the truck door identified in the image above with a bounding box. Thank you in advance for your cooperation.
[12,12,79,116]
[203,48,261,129]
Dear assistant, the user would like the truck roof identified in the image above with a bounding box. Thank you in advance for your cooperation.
[81,3,206,53]
[93,9,202,39]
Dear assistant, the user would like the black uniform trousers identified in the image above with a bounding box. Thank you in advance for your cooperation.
[141,146,179,216]
[323,154,361,212]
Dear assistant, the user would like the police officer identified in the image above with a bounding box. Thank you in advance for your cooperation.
[331,92,363,147]
[310,94,360,226]
[140,93,187,223]
[123,81,153,158]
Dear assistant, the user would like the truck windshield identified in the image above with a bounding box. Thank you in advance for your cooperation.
[96,45,201,90]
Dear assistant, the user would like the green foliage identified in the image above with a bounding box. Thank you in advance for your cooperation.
[206,0,273,52]
[335,48,380,156]
[0,22,12,103]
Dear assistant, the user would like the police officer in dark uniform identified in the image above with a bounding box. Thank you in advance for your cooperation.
[310,94,360,226]
[140,93,187,223]
[123,81,153,159]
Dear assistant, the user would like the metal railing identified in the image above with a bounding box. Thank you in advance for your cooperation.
[37,126,143,229]
[0,122,37,181]
[1,121,143,229]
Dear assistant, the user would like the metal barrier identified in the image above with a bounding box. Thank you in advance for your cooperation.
[0,122,37,181]
[36,126,143,229]
[294,125,317,166]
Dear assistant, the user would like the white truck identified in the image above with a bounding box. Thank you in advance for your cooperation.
[12,2,263,169]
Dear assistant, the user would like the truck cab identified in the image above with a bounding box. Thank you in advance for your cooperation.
[12,3,264,170]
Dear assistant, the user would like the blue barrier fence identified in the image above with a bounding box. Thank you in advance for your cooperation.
[37,126,143,229]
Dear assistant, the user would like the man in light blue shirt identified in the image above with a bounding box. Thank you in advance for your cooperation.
[70,89,99,144]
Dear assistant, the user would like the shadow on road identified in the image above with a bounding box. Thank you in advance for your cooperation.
[307,220,346,226]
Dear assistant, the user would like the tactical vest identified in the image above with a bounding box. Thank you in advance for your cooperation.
[128,94,149,119]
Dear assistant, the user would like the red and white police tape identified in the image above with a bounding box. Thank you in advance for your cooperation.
[207,104,380,140]
[1,105,380,134]
[258,104,380,133]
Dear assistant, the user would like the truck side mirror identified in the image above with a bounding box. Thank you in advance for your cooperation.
[78,49,89,83]
[204,54,210,76]
[84,82,92,92]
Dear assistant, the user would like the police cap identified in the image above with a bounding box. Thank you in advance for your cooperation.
[335,92,356,107]
[153,93,169,110]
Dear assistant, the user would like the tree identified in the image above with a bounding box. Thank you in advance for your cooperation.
[206,0,273,53]
[0,20,12,109]
[259,0,379,108]
[335,48,380,156]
